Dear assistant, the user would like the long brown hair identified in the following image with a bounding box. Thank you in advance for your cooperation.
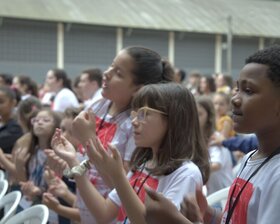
[130,83,210,184]
[196,96,216,143]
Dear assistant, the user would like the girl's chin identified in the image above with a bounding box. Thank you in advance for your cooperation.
[101,89,110,99]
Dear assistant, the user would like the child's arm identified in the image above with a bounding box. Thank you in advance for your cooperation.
[51,130,119,223]
[0,148,16,173]
[145,187,222,224]
[14,147,30,182]
[73,174,119,223]
[210,162,221,172]
[42,192,81,222]
[86,138,146,224]
[145,187,194,224]
[48,182,77,206]
[222,134,258,154]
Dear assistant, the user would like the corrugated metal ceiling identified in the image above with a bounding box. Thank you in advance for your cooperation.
[0,0,279,37]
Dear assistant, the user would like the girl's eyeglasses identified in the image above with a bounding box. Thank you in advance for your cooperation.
[31,117,53,125]
[130,106,167,123]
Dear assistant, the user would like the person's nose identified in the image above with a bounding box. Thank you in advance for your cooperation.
[103,67,113,80]
[231,92,241,108]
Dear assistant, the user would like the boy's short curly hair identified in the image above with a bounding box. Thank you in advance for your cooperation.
[245,45,280,87]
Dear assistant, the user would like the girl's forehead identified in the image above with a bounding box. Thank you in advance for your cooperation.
[37,110,51,117]
[214,94,226,101]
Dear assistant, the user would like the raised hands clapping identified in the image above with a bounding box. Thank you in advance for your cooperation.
[51,128,79,168]
[72,109,96,146]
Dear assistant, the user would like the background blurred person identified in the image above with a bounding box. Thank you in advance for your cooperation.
[78,68,103,109]
[45,68,79,112]
[12,75,38,100]
[199,75,216,96]
[0,73,13,87]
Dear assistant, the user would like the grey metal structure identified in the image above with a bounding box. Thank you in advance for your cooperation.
[0,0,279,83]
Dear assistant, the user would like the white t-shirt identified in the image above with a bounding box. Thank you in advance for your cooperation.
[84,88,103,110]
[52,88,79,112]
[221,151,280,224]
[108,161,203,224]
[207,145,234,195]
[41,92,55,106]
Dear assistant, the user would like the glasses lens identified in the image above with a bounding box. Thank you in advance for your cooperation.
[137,109,145,122]
[130,111,137,120]
[31,117,52,124]
[43,118,51,123]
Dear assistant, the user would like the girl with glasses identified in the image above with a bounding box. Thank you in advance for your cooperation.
[16,108,61,213]
[51,82,209,224]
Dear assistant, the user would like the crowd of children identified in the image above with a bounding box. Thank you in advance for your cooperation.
[0,45,279,224]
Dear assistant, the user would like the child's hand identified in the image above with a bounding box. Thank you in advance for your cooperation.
[0,148,4,158]
[43,167,58,186]
[180,189,207,223]
[45,149,69,176]
[42,192,60,210]
[144,186,185,224]
[48,178,69,199]
[72,110,96,146]
[51,129,79,167]
[87,138,124,181]
[19,181,42,201]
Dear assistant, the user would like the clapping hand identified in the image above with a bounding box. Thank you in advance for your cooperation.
[86,137,124,182]
[20,181,42,201]
[72,110,96,146]
[51,128,79,168]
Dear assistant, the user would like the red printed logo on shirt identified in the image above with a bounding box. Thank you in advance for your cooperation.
[222,178,254,224]
[117,171,159,222]
[95,116,117,149]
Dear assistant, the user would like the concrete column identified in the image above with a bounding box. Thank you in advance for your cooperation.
[116,27,123,55]
[168,31,175,65]
[215,34,222,73]
[57,23,64,68]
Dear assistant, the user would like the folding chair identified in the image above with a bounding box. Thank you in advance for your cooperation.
[0,180,8,200]
[207,186,230,210]
[5,204,49,224]
[0,170,5,181]
[0,191,21,224]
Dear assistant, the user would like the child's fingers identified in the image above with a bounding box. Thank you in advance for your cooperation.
[87,139,102,163]
[195,187,207,207]
[108,143,121,160]
[88,109,96,123]
[144,185,161,201]
[84,111,89,120]
[95,137,108,157]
